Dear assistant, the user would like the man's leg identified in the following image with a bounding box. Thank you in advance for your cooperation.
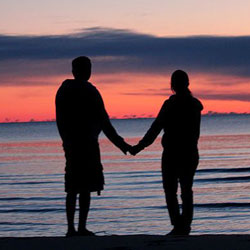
[78,191,94,235]
[66,192,77,235]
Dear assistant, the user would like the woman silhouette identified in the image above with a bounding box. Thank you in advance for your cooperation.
[130,70,203,235]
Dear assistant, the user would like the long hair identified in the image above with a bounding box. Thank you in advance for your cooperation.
[171,70,191,95]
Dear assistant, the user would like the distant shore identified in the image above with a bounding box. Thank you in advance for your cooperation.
[1,112,250,125]
[1,235,250,250]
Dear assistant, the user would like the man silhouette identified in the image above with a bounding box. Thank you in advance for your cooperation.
[130,70,203,235]
[56,56,131,237]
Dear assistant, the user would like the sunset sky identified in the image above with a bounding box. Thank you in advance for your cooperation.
[1,0,250,122]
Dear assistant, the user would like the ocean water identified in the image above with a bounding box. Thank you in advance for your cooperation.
[1,115,250,237]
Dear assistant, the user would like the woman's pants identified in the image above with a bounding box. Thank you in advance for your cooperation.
[162,150,198,227]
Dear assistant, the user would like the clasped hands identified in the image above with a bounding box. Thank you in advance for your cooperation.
[122,143,143,156]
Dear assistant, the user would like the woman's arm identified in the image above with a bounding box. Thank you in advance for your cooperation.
[130,101,167,155]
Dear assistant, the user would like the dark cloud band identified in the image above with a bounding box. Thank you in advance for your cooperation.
[1,27,250,77]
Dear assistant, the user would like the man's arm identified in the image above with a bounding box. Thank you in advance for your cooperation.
[102,114,131,154]
[55,87,66,141]
[96,91,131,154]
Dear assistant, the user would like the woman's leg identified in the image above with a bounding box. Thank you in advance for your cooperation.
[162,153,180,229]
[179,174,195,229]
[179,159,198,234]
[164,175,180,227]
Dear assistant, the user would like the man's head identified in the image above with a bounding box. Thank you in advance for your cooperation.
[72,56,91,81]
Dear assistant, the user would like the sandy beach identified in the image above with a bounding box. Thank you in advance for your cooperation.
[1,235,250,250]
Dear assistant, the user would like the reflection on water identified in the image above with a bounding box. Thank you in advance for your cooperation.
[1,118,250,236]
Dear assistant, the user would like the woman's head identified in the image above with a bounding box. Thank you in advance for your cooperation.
[171,70,190,94]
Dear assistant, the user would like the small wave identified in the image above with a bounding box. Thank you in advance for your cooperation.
[108,180,162,186]
[0,173,62,178]
[93,195,161,200]
[197,167,250,173]
[200,155,248,160]
[196,176,250,183]
[0,222,53,226]
[105,168,250,177]
[1,202,249,214]
[0,195,160,202]
[106,170,159,175]
[0,208,64,213]
[195,202,250,208]
[108,174,161,179]
[0,197,63,201]
[103,158,161,164]
[0,181,59,185]
[107,185,162,191]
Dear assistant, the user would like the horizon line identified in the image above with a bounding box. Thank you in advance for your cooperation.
[1,112,250,125]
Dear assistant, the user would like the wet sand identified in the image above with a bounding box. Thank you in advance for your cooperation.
[1,235,250,250]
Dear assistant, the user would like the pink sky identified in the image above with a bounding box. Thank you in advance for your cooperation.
[0,0,250,122]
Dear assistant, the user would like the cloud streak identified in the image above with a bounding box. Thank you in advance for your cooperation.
[1,27,250,79]
[122,88,250,102]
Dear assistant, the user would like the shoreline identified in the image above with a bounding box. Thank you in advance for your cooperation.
[1,235,250,250]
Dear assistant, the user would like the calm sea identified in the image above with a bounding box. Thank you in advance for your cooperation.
[1,115,250,236]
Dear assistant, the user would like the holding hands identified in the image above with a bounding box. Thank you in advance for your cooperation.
[121,142,144,156]
[128,144,143,156]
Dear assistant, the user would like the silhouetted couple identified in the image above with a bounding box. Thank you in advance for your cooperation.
[56,56,203,237]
